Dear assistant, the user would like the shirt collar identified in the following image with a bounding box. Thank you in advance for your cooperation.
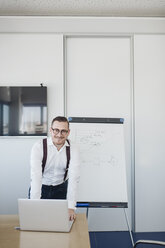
[47,137,70,148]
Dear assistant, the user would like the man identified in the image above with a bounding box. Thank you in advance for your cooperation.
[30,116,80,221]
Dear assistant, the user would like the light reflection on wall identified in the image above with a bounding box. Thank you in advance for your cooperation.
[21,106,47,135]
[3,104,9,135]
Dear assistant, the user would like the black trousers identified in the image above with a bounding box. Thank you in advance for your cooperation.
[28,180,68,199]
[41,180,68,199]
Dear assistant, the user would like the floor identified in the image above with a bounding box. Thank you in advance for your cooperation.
[89,231,165,248]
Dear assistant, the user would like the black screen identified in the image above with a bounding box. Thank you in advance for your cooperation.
[0,86,47,136]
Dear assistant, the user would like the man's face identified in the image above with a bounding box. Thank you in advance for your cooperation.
[50,121,70,147]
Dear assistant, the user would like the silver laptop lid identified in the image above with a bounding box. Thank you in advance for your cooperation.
[18,199,73,232]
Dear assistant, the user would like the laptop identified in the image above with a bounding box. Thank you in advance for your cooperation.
[18,199,74,232]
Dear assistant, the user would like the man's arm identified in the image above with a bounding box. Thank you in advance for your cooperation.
[67,145,80,218]
[30,141,43,199]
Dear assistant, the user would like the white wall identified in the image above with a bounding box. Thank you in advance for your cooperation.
[0,17,165,232]
[134,35,165,232]
[0,34,64,123]
[0,34,64,213]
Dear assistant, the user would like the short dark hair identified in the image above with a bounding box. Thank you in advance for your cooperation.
[51,116,69,128]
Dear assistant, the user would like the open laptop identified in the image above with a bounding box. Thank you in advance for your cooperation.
[18,199,74,232]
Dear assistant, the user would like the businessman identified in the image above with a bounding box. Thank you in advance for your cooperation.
[30,116,80,220]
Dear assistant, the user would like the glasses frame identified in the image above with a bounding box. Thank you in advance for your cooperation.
[51,127,69,135]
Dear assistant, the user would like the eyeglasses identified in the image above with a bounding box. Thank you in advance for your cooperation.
[51,128,68,135]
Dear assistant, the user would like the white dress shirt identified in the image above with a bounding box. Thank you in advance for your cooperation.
[30,137,80,209]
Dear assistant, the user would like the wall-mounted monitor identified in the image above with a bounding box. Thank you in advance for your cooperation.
[0,86,47,136]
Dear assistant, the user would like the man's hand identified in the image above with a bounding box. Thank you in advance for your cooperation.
[68,208,76,221]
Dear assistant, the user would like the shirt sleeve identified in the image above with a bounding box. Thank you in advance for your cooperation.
[30,140,43,199]
[67,145,80,209]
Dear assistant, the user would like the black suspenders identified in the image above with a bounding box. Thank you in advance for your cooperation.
[42,138,47,173]
[41,138,70,181]
[64,143,70,181]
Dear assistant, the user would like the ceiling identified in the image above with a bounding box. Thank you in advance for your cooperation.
[0,0,165,17]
